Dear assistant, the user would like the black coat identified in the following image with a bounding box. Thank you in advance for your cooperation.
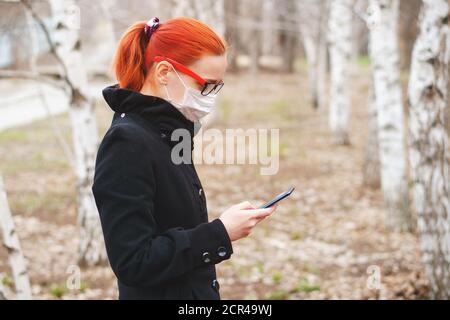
[91,84,234,300]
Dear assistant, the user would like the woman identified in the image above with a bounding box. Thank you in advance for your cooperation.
[92,16,277,300]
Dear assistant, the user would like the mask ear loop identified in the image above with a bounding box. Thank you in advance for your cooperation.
[164,64,189,103]
[163,84,172,102]
[170,64,188,89]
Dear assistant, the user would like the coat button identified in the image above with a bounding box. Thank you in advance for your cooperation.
[120,113,125,118]
[202,252,211,263]
[198,188,203,197]
[212,279,220,291]
[217,246,227,257]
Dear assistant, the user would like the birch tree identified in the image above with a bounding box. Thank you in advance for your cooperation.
[408,0,450,299]
[8,0,106,265]
[363,78,381,188]
[247,0,263,75]
[297,0,328,110]
[367,0,411,231]
[25,7,75,169]
[0,274,6,300]
[224,0,239,71]
[95,0,117,75]
[328,0,353,144]
[47,0,106,265]
[278,0,297,73]
[0,175,32,300]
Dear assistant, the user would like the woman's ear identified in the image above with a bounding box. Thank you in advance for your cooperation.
[155,61,172,85]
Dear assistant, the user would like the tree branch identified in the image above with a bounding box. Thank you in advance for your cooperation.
[19,0,76,95]
[0,70,67,91]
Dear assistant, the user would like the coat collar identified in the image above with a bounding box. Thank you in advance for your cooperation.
[102,84,195,148]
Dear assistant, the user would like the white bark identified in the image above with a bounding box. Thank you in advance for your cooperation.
[278,0,297,73]
[25,8,76,170]
[302,33,323,108]
[363,78,381,188]
[224,0,239,71]
[261,0,276,56]
[303,35,317,86]
[95,0,117,75]
[248,0,262,75]
[328,0,353,144]
[0,176,32,300]
[49,0,106,265]
[408,0,450,299]
[298,0,328,110]
[0,273,6,300]
[367,0,411,231]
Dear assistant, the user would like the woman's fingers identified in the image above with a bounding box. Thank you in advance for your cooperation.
[246,206,277,219]
[220,201,278,242]
[235,201,255,210]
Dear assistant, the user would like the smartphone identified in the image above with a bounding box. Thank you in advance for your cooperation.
[258,186,295,209]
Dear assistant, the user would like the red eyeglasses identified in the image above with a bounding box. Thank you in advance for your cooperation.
[153,56,224,96]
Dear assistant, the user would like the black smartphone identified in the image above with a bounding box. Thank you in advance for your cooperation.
[258,186,295,209]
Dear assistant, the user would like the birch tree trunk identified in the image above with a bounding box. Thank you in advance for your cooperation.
[408,0,450,299]
[49,0,106,265]
[298,0,328,110]
[302,33,322,108]
[224,0,239,72]
[0,176,32,300]
[98,0,117,74]
[25,8,75,169]
[328,0,352,145]
[278,0,297,73]
[248,0,262,75]
[367,0,411,231]
[0,274,6,300]
[316,18,328,111]
[363,78,381,188]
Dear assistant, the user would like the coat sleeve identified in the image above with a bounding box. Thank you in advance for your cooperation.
[91,124,233,288]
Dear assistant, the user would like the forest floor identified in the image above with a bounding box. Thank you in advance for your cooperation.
[0,64,430,299]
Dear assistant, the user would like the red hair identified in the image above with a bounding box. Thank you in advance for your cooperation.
[113,17,228,91]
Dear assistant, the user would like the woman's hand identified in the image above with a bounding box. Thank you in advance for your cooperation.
[219,201,278,241]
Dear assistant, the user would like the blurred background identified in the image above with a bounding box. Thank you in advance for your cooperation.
[0,0,449,300]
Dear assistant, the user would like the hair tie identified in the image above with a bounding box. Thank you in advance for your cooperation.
[144,17,160,39]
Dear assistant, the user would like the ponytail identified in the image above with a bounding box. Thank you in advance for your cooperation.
[113,17,228,92]
[113,21,149,91]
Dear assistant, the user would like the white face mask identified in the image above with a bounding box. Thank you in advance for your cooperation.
[164,67,217,122]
